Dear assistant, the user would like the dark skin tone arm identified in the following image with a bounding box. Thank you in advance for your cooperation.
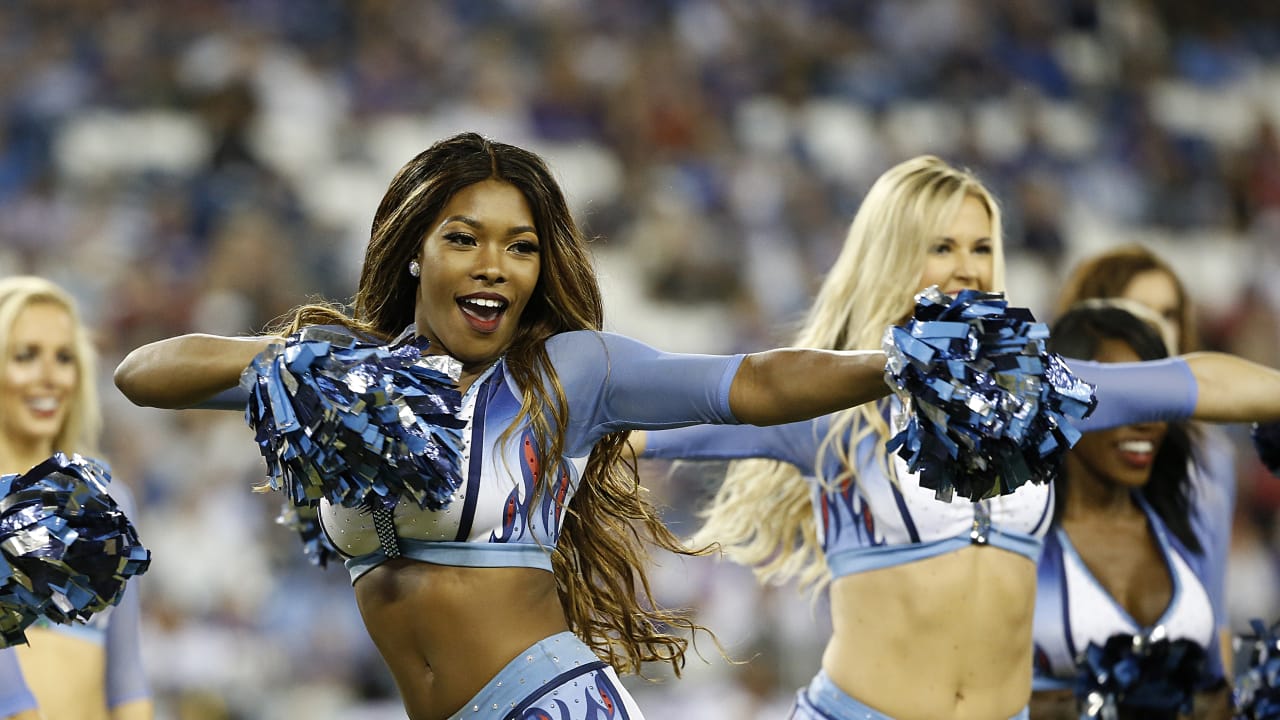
[727,348,891,425]
[114,334,276,408]
[116,334,894,421]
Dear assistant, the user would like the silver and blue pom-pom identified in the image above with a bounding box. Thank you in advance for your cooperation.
[1235,618,1280,720]
[1251,423,1280,477]
[0,453,151,647]
[884,287,1098,502]
[241,325,465,564]
[1074,628,1208,719]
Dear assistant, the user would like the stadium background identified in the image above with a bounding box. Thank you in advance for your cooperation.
[2,1,1279,717]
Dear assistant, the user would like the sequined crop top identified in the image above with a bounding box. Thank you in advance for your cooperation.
[317,330,744,583]
[643,357,1199,579]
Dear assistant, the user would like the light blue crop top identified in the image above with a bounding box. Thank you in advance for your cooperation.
[316,330,745,583]
[1032,492,1225,691]
[642,357,1199,579]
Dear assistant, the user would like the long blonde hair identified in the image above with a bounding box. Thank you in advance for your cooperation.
[691,155,1005,592]
[0,276,102,459]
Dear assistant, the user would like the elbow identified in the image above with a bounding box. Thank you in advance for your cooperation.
[113,352,159,408]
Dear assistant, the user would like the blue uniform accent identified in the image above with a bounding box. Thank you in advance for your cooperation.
[314,330,745,583]
[791,670,1029,719]
[450,632,643,720]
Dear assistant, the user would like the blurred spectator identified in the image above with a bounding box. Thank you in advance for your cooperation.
[2,1,1279,715]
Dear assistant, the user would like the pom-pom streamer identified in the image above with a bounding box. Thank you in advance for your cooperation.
[1251,423,1280,478]
[884,287,1097,501]
[1074,629,1207,719]
[242,325,466,564]
[1235,618,1280,720]
[0,453,151,647]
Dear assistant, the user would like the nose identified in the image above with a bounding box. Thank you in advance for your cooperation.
[471,245,507,285]
[953,250,981,288]
[36,355,75,388]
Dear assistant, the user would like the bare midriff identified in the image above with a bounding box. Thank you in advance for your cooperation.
[823,545,1036,720]
[16,628,109,720]
[353,559,570,720]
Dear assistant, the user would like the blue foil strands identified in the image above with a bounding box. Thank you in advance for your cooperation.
[1235,618,1280,720]
[1251,422,1280,477]
[883,287,1098,502]
[1074,629,1207,719]
[0,453,151,648]
[241,325,466,566]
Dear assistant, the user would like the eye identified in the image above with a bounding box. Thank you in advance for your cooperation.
[510,239,540,255]
[12,347,36,362]
[57,349,76,365]
[974,243,994,255]
[444,232,477,246]
[929,243,951,255]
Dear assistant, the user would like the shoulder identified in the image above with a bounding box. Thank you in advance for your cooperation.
[545,329,608,353]
[544,331,659,369]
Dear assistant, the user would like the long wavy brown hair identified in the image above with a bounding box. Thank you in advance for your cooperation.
[276,132,706,674]
[1055,244,1196,352]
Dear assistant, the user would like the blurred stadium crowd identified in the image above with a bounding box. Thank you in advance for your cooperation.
[2,1,1280,717]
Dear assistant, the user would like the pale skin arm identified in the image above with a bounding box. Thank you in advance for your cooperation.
[1186,352,1280,422]
[3,711,42,720]
[113,334,277,408]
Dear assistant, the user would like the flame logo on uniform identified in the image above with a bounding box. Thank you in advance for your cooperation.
[492,431,573,545]
[517,669,629,719]
[820,477,876,551]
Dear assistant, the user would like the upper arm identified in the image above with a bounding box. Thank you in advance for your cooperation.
[103,585,149,708]
[115,333,275,409]
[103,484,150,707]
[1190,429,1237,628]
[546,332,744,450]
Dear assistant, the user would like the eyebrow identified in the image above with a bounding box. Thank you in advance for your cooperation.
[441,215,537,236]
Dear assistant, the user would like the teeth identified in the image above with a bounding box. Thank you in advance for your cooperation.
[463,298,504,308]
[1118,440,1154,454]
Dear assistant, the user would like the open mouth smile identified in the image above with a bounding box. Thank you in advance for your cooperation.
[1116,439,1156,469]
[457,294,509,333]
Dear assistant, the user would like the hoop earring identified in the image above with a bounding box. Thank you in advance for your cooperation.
[408,260,421,278]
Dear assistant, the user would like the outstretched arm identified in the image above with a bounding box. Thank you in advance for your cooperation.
[1184,352,1280,422]
[114,334,275,409]
[728,348,891,426]
[1070,352,1280,432]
